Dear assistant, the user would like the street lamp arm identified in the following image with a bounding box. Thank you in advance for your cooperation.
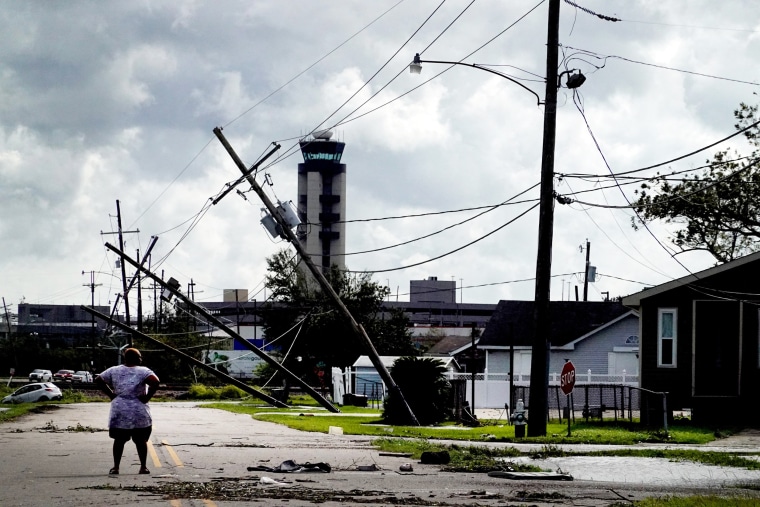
[412,56,542,106]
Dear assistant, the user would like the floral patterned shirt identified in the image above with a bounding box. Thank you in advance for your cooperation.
[99,365,158,429]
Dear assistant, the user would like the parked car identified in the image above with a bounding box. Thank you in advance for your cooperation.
[71,371,93,383]
[28,369,53,382]
[1,383,63,403]
[53,369,75,382]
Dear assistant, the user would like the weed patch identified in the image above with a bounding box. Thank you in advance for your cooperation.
[374,438,539,473]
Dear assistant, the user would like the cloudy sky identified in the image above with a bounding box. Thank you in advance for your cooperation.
[1,1,758,318]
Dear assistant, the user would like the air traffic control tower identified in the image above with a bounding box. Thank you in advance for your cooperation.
[297,129,346,277]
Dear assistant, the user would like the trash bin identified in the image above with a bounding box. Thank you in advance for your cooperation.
[270,388,288,403]
[343,393,368,407]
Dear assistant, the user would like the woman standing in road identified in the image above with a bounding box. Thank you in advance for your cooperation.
[95,347,160,475]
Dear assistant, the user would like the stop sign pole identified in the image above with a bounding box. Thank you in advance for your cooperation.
[560,361,576,436]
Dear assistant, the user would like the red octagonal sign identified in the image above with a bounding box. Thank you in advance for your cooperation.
[560,361,576,395]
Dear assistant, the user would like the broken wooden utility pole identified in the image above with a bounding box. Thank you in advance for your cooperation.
[81,305,288,408]
[213,127,420,426]
[103,242,339,413]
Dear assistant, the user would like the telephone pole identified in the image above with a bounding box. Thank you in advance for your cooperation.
[583,240,591,301]
[82,270,102,347]
[100,200,139,346]
[528,0,561,437]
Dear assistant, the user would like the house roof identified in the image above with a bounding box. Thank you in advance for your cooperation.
[478,300,630,348]
[352,355,458,370]
[622,250,760,308]
[554,310,638,350]
[425,335,474,355]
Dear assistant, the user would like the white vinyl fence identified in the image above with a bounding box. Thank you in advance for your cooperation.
[341,368,639,410]
[447,370,639,409]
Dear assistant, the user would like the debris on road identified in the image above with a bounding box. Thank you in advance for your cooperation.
[260,476,291,486]
[488,470,573,481]
[247,460,331,473]
[420,450,450,464]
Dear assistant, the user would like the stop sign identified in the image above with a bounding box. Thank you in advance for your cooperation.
[560,361,576,395]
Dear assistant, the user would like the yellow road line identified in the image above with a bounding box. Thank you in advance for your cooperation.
[161,440,184,467]
[202,500,217,507]
[147,439,162,468]
[169,500,182,507]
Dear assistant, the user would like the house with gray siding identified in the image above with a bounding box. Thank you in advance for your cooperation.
[479,301,638,382]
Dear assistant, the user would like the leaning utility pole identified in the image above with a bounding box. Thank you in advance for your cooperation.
[2,297,12,337]
[116,201,130,339]
[136,249,143,331]
[102,243,339,413]
[82,304,289,408]
[213,127,419,426]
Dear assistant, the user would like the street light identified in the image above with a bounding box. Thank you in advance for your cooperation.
[409,0,578,436]
[410,53,542,106]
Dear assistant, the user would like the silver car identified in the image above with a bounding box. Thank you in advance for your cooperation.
[2,383,63,403]
[28,369,53,382]
[71,371,93,383]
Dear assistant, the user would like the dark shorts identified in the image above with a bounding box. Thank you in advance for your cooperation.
[109,426,152,443]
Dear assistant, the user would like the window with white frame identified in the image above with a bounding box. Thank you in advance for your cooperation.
[657,308,677,367]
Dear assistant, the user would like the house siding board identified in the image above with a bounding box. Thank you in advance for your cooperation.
[549,315,639,378]
[483,313,639,382]
[625,254,760,424]
[487,351,510,374]
[556,332,609,377]
[639,304,688,410]
[741,305,760,393]
[487,349,532,376]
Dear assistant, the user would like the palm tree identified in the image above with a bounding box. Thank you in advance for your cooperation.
[383,356,451,425]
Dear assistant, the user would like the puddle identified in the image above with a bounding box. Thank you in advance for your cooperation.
[507,456,760,486]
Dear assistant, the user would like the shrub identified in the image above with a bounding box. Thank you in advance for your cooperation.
[383,356,451,426]
[62,389,88,403]
[219,385,245,399]
[187,384,218,400]
[187,383,247,400]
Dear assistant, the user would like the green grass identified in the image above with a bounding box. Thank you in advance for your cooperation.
[633,497,760,507]
[372,436,539,473]
[198,402,760,472]
[204,401,717,444]
[0,402,37,422]
[0,386,105,422]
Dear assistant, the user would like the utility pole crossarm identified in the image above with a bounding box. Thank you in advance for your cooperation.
[212,143,281,206]
[213,127,420,426]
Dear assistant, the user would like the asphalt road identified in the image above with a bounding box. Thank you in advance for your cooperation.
[1,402,759,507]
